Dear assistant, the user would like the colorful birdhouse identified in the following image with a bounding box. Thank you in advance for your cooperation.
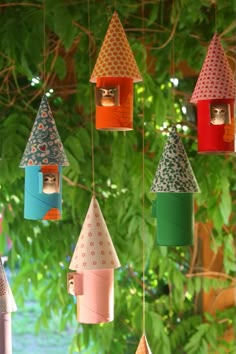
[135,335,152,354]
[0,258,17,354]
[19,95,69,220]
[191,33,236,154]
[150,127,200,246]
[68,197,121,324]
[90,12,142,131]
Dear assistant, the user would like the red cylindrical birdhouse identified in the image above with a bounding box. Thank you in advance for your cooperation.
[90,12,142,131]
[191,33,236,154]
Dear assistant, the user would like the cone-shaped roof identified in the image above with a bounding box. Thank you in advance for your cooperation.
[0,258,17,313]
[90,12,142,83]
[135,335,152,354]
[150,126,200,193]
[191,33,236,103]
[69,197,121,271]
[20,95,69,167]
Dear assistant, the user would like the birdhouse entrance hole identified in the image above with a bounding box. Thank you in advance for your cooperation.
[210,103,231,125]
[40,165,60,194]
[95,86,120,107]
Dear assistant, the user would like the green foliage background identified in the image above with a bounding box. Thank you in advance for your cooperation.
[0,0,235,353]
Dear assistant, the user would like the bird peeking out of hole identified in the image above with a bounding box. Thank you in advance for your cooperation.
[100,88,117,107]
[43,173,59,194]
[210,104,230,125]
[68,278,75,296]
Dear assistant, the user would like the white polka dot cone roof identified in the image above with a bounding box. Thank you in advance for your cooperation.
[20,95,69,167]
[191,33,236,103]
[90,12,143,83]
[150,126,200,193]
[0,259,17,314]
[69,197,121,271]
[135,335,152,354]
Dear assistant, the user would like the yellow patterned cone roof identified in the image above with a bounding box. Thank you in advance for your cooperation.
[135,335,152,354]
[90,12,142,82]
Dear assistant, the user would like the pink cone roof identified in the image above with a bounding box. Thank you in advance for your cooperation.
[191,33,236,103]
[90,12,142,83]
[69,197,121,271]
[0,258,17,313]
[20,95,69,167]
[150,126,200,193]
[135,335,152,354]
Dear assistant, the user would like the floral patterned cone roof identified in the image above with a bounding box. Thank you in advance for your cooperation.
[69,197,121,271]
[135,335,152,354]
[20,95,69,167]
[90,12,142,83]
[191,33,236,103]
[0,259,17,313]
[150,126,200,193]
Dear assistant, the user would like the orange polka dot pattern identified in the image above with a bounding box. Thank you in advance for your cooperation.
[135,335,152,354]
[191,33,236,103]
[90,12,142,83]
[69,198,121,271]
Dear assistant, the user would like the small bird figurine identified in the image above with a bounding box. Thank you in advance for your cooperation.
[100,88,117,107]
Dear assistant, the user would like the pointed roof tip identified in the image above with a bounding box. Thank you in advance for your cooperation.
[90,11,143,83]
[135,334,152,354]
[150,126,200,193]
[69,197,121,271]
[191,33,236,103]
[0,259,17,314]
[19,95,69,167]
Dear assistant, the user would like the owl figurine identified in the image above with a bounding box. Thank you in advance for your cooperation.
[100,88,117,107]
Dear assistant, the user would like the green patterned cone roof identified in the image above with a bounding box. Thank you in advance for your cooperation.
[20,95,69,167]
[150,126,200,193]
[0,258,17,313]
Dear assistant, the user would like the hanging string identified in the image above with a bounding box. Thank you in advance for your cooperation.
[88,0,95,196]
[43,0,46,95]
[141,0,146,335]
[171,37,175,122]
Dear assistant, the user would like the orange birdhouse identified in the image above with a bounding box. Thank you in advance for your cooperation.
[90,12,142,131]
[191,33,236,154]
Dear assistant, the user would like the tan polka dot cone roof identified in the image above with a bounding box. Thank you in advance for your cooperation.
[191,33,236,103]
[69,197,121,271]
[90,12,143,83]
[0,258,17,314]
[135,335,152,354]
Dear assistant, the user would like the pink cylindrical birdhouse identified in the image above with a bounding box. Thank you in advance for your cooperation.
[90,12,142,131]
[0,258,17,354]
[68,197,121,324]
[191,33,236,154]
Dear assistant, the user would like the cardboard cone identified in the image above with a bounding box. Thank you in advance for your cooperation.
[0,260,17,314]
[20,95,69,167]
[90,12,142,83]
[135,334,152,354]
[69,197,121,271]
[191,33,236,103]
[0,259,17,354]
[150,126,200,193]
[152,193,194,246]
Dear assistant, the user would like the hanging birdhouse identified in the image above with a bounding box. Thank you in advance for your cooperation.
[68,197,121,324]
[135,334,152,354]
[19,95,69,220]
[0,258,17,354]
[150,126,200,246]
[191,33,236,154]
[90,12,142,131]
